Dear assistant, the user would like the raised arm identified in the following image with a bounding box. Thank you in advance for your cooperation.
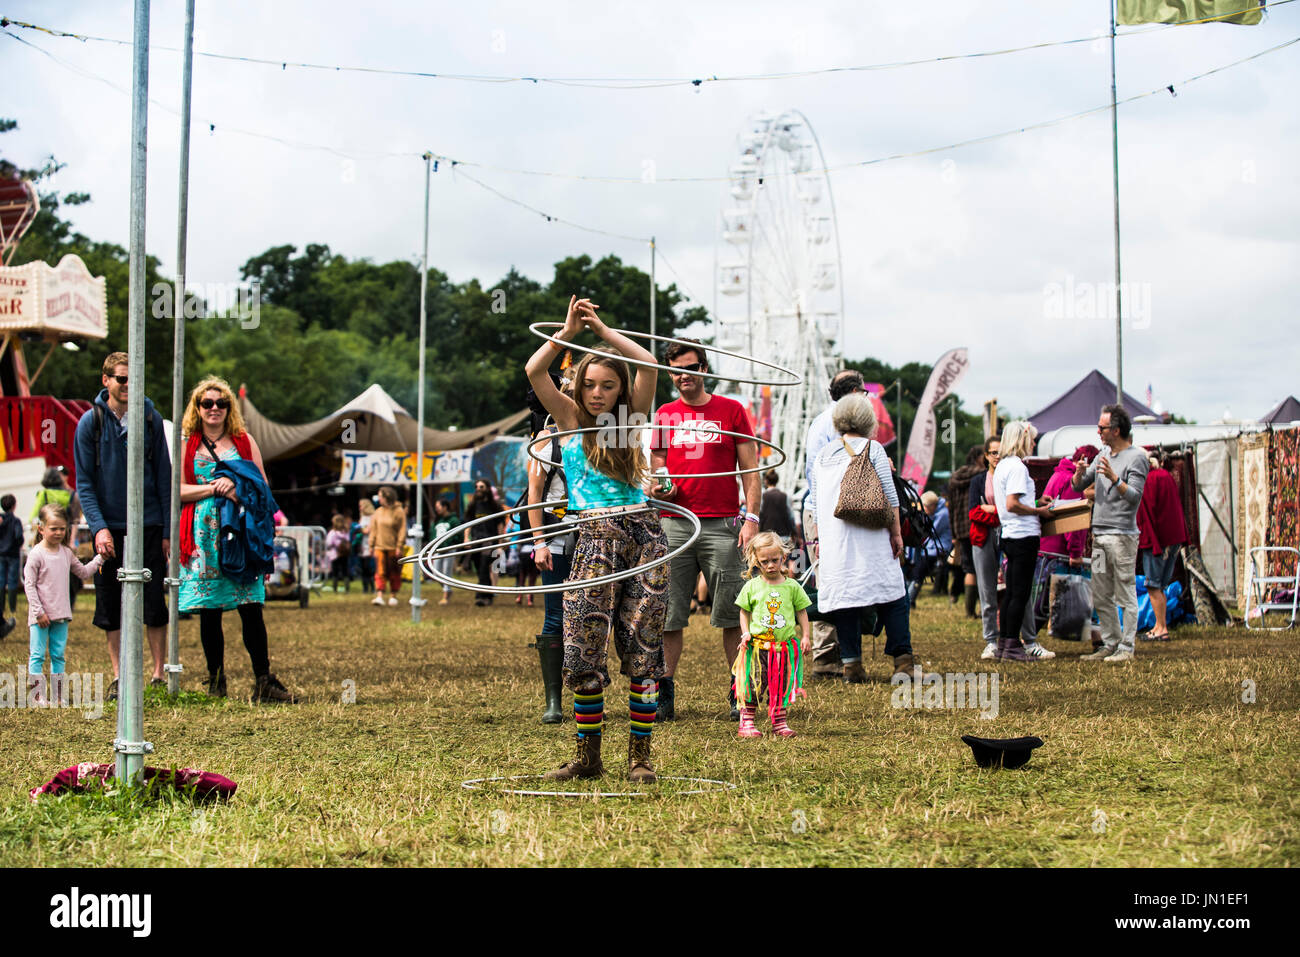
[524,295,585,432]
[580,305,657,415]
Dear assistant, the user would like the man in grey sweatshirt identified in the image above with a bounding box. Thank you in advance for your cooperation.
[1072,404,1149,661]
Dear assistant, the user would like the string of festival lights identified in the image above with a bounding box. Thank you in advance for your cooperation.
[2,1,1292,89]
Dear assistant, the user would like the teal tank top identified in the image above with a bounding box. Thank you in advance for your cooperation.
[561,436,648,510]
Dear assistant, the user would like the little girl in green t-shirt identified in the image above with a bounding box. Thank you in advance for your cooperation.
[733,532,812,738]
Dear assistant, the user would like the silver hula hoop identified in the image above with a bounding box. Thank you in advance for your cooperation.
[527,426,786,480]
[401,497,701,596]
[461,774,737,798]
[529,322,802,388]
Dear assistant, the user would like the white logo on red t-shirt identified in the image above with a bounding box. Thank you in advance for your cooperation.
[671,420,722,445]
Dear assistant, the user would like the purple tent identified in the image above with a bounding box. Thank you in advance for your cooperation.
[1261,395,1300,424]
[1028,369,1158,434]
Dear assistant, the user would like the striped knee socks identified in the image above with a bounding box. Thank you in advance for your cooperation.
[629,680,658,738]
[574,690,604,738]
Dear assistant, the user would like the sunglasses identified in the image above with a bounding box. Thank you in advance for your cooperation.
[108,375,128,385]
[1097,424,1114,433]
[199,398,230,410]
[668,363,706,375]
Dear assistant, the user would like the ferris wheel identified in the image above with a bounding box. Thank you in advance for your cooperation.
[712,109,845,495]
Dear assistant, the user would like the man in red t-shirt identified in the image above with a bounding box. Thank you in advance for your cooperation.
[648,339,760,721]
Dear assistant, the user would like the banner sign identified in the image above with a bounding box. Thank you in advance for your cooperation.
[901,347,970,488]
[0,254,108,338]
[338,448,473,485]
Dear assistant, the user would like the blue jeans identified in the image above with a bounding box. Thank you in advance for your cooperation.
[830,595,913,660]
[0,554,19,592]
[30,620,70,674]
[539,546,573,636]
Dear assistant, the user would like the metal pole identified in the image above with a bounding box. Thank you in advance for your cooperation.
[949,394,957,474]
[165,0,195,696]
[411,153,431,622]
[1110,0,1124,404]
[896,378,903,469]
[117,0,152,784]
[649,236,656,410]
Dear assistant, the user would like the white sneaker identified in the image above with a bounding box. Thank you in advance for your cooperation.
[980,642,998,660]
[1024,642,1056,660]
[371,595,385,606]
[1104,649,1134,662]
[388,597,399,607]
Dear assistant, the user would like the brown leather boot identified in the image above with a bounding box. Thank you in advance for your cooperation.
[892,653,921,681]
[544,734,604,781]
[628,734,656,784]
[842,660,869,684]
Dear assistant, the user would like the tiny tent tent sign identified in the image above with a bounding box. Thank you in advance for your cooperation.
[238,383,529,482]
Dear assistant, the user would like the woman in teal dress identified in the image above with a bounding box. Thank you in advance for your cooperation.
[178,377,297,703]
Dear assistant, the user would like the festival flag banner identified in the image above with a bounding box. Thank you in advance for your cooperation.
[338,449,473,485]
[901,348,970,489]
[1117,0,1263,25]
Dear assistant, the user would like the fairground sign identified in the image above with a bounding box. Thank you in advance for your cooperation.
[339,448,474,485]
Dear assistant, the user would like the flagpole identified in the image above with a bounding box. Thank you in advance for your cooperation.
[1110,0,1125,404]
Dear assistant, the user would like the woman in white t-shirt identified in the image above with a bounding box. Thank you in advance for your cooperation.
[992,420,1056,662]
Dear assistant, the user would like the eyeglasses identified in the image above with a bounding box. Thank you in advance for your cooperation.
[668,363,705,376]
[108,375,128,385]
[199,398,230,410]
[1097,424,1114,433]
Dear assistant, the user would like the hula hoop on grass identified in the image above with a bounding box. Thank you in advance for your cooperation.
[528,323,802,388]
[527,426,787,481]
[401,497,701,595]
[461,774,737,798]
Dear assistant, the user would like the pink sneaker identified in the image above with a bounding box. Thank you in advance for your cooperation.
[771,707,796,738]
[737,705,762,738]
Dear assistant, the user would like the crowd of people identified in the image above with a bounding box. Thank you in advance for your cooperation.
[4,330,1192,784]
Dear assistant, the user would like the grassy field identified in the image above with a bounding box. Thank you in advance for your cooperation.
[0,581,1296,867]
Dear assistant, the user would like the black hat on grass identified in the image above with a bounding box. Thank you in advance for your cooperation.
[961,735,1044,769]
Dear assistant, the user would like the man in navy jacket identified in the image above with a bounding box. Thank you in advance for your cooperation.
[73,352,172,699]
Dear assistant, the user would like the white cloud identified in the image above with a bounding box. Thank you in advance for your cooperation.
[3,0,1297,423]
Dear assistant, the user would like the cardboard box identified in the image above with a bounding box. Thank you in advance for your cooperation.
[1040,499,1092,537]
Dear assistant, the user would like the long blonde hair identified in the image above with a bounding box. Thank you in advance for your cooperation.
[571,350,647,487]
[182,377,246,438]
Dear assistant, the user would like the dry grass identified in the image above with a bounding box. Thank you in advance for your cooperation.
[0,583,1296,867]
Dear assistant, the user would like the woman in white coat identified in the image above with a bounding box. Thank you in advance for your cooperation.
[808,393,920,684]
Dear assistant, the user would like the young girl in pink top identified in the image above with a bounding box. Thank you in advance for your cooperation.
[24,503,102,705]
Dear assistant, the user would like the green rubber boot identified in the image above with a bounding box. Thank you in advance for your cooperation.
[536,634,565,724]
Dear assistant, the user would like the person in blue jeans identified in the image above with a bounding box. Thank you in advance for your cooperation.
[0,494,23,637]
[526,377,575,724]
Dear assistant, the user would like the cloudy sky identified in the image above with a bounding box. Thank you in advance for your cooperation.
[4,0,1297,424]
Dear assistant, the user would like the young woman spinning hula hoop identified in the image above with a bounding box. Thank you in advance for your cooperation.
[524,295,668,784]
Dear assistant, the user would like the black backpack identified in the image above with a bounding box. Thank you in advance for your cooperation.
[894,473,938,552]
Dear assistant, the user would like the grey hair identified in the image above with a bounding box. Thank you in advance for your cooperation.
[832,392,877,437]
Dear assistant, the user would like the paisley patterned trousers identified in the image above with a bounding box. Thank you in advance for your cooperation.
[562,512,669,691]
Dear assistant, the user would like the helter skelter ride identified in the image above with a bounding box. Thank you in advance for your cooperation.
[713,110,845,496]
